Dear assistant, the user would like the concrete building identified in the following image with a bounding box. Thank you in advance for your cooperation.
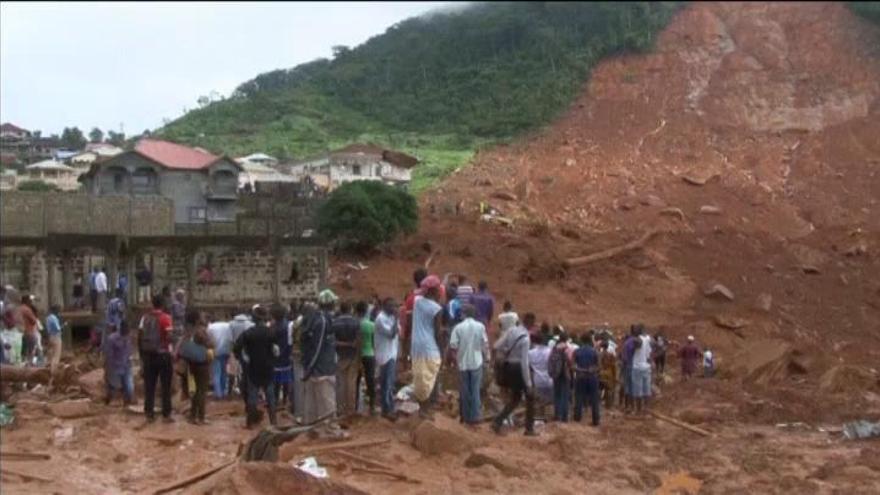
[237,160,297,191]
[70,144,124,167]
[286,143,419,190]
[79,139,241,224]
[236,152,279,168]
[22,159,80,191]
[0,169,17,191]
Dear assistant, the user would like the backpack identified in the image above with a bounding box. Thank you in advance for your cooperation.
[140,313,162,353]
[548,345,569,380]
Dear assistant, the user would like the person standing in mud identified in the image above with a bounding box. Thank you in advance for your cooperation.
[630,325,653,415]
[170,290,189,401]
[271,303,294,411]
[301,290,339,427]
[411,275,445,419]
[332,300,361,418]
[679,335,701,381]
[234,305,277,427]
[374,298,399,420]
[402,268,429,372]
[572,333,601,426]
[182,309,214,425]
[138,295,174,423]
[620,326,639,413]
[492,316,536,436]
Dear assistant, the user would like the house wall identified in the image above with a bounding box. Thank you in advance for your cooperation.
[0,243,325,312]
[161,170,209,223]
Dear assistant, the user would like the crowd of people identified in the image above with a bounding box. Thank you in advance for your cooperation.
[0,266,718,436]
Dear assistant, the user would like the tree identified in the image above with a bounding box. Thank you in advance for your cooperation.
[106,130,126,146]
[88,127,104,143]
[18,180,59,192]
[317,181,418,251]
[60,127,87,150]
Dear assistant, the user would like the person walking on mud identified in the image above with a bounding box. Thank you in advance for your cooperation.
[679,335,701,381]
[492,317,536,436]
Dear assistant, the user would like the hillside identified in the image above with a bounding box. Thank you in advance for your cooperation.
[158,1,683,191]
[340,0,880,424]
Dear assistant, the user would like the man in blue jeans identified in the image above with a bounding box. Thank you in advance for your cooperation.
[207,315,232,399]
[233,306,277,427]
[572,333,601,426]
[449,304,489,425]
[374,298,399,420]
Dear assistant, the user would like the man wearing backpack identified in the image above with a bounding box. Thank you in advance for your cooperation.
[138,294,174,423]
[492,320,536,436]
[301,289,340,429]
[549,331,572,422]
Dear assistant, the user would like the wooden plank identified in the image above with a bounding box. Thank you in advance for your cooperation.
[299,438,390,455]
[328,450,420,484]
[650,410,712,437]
[1,466,53,483]
[0,450,51,461]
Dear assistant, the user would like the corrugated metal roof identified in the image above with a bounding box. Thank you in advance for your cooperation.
[135,139,220,170]
[25,159,76,172]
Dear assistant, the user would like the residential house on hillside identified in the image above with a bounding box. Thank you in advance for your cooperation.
[236,152,279,168]
[0,169,18,191]
[237,160,296,191]
[70,143,124,168]
[0,123,31,141]
[79,139,241,224]
[286,143,419,190]
[22,159,80,191]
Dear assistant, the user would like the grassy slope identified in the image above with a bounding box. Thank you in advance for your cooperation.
[159,2,684,194]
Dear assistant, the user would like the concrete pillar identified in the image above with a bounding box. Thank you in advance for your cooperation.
[61,251,72,309]
[46,251,56,310]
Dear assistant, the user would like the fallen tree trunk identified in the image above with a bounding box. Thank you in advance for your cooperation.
[564,230,659,268]
[0,450,51,461]
[152,459,237,495]
[0,365,52,384]
[650,410,712,437]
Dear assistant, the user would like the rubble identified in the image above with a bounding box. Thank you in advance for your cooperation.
[411,420,475,456]
[703,283,735,301]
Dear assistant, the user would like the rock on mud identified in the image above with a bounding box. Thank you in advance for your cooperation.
[411,420,476,456]
[465,448,525,477]
[703,283,735,301]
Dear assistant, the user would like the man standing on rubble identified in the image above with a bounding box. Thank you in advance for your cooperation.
[374,298,399,420]
[138,295,174,423]
[449,304,488,425]
[332,301,361,418]
[301,289,339,427]
[679,335,701,381]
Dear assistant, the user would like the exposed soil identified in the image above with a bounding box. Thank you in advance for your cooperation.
[3,2,880,493]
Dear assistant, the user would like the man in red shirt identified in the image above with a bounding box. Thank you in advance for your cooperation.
[138,294,174,422]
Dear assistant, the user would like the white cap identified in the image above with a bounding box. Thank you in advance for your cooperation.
[687,335,695,341]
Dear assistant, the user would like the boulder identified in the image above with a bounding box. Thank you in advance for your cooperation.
[411,420,476,456]
[465,449,525,477]
[681,171,718,186]
[699,205,722,215]
[703,283,735,301]
[46,399,95,419]
[640,195,666,207]
[76,368,106,401]
[756,293,773,312]
[659,207,686,221]
[564,158,577,167]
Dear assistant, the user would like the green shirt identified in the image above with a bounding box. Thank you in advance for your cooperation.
[360,318,375,358]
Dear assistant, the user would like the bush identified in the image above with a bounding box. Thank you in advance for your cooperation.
[317,181,418,252]
[17,180,59,192]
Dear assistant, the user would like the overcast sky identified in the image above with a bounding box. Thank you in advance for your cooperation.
[0,1,451,137]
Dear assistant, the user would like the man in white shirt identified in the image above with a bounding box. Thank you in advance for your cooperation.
[449,304,489,425]
[497,301,519,335]
[208,316,233,399]
[374,299,400,420]
[630,326,653,415]
[95,267,109,313]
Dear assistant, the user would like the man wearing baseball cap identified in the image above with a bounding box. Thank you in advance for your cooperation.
[301,289,341,427]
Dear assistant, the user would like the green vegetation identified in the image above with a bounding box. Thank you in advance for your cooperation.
[17,180,59,192]
[849,2,880,26]
[160,2,684,192]
[317,181,418,251]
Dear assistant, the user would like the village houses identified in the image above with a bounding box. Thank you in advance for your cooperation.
[285,143,419,191]
[79,139,242,224]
